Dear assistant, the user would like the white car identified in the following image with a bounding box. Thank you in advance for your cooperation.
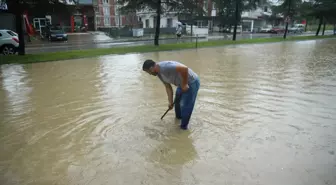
[0,29,19,55]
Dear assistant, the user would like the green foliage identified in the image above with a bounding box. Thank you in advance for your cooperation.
[214,0,261,29]
[175,0,204,16]
[312,0,336,23]
[272,0,336,23]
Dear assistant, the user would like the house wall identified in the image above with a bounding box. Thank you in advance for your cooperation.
[95,0,137,28]
[139,14,179,28]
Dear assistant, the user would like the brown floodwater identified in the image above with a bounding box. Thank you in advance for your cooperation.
[1,39,336,185]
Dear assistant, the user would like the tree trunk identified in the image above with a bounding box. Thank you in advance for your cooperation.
[232,0,239,41]
[283,0,291,39]
[190,9,194,37]
[322,20,326,36]
[154,0,161,46]
[15,12,25,55]
[283,22,289,39]
[315,16,323,36]
[304,19,308,32]
[191,24,193,37]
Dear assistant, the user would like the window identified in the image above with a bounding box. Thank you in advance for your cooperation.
[167,18,172,28]
[264,6,268,12]
[103,0,109,4]
[0,33,2,37]
[115,16,120,27]
[104,17,110,26]
[114,4,119,15]
[153,17,156,28]
[7,31,17,36]
[103,6,110,16]
[145,19,149,28]
[203,0,208,11]
[96,17,101,25]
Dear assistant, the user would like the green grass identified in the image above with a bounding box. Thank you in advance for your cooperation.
[1,35,335,65]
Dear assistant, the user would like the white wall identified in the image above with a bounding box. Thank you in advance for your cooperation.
[139,14,178,28]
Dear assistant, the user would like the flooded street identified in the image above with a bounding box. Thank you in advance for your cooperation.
[1,39,336,185]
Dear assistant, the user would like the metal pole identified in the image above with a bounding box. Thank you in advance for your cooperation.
[196,34,198,48]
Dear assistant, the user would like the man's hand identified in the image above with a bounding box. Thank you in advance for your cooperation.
[168,103,174,110]
[182,84,189,92]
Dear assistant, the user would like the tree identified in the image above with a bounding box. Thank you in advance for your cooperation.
[117,0,181,46]
[175,0,204,37]
[232,0,261,41]
[213,0,236,32]
[299,0,336,36]
[5,0,72,55]
[271,0,303,39]
[274,0,336,37]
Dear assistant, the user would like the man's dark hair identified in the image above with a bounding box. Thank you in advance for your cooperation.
[142,59,156,71]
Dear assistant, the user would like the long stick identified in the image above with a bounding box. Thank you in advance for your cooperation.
[161,95,180,120]
[160,100,176,120]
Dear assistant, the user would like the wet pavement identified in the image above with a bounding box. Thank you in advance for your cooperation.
[1,38,336,185]
[25,31,335,54]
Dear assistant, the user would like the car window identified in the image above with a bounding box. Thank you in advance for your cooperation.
[7,31,17,36]
[0,33,2,37]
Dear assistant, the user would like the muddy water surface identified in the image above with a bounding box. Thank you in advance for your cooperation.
[1,39,336,185]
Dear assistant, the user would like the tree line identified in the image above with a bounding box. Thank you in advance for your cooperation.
[117,0,336,45]
[2,0,336,55]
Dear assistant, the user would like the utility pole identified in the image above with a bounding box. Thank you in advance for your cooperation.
[283,0,291,39]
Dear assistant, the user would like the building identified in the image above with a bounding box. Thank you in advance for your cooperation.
[137,0,214,29]
[29,0,138,34]
[94,0,138,29]
[0,0,15,31]
[240,3,282,32]
[211,1,283,32]
[137,0,283,33]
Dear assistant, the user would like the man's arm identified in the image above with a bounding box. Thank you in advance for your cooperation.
[164,82,174,105]
[176,65,189,89]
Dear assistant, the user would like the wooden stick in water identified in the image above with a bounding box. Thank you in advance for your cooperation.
[160,95,180,120]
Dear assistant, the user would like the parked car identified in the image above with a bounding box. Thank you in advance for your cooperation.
[259,26,272,33]
[269,27,285,34]
[288,24,304,34]
[42,25,68,41]
[0,29,19,55]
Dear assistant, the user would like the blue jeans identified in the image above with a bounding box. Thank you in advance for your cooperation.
[174,77,200,129]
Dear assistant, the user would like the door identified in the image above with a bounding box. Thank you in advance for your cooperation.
[87,17,94,31]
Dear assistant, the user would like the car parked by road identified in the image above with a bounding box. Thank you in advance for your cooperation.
[42,25,68,41]
[269,27,285,34]
[0,29,19,55]
[288,24,305,34]
[259,26,272,33]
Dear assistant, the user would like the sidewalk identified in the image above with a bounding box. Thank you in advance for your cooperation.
[26,34,206,48]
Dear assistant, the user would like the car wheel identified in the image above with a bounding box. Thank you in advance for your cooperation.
[1,45,16,55]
